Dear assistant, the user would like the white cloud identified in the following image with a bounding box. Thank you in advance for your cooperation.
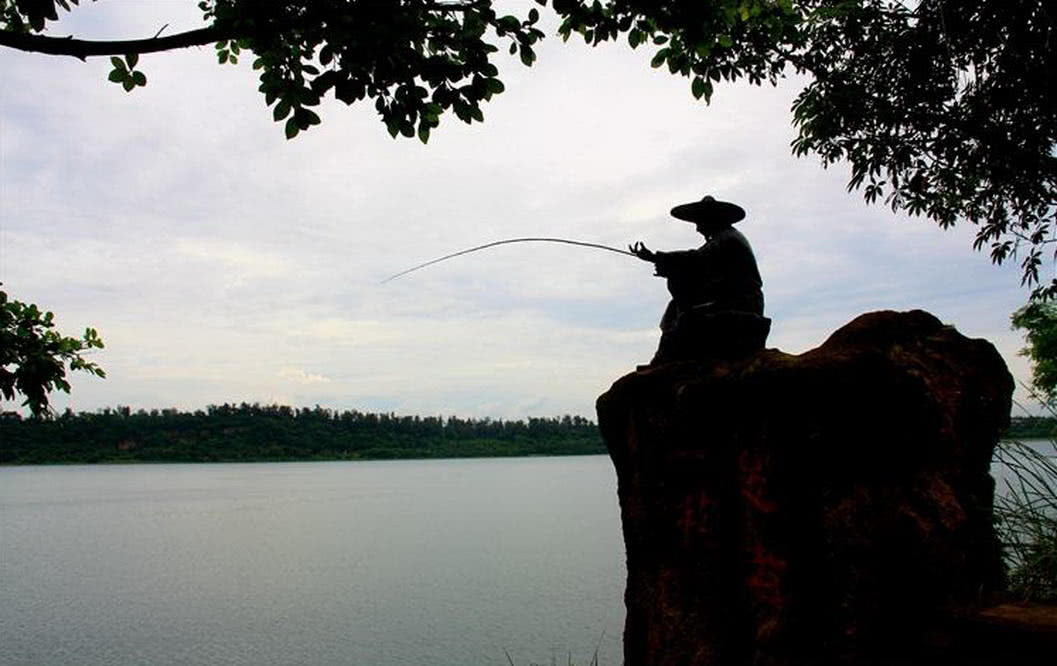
[277,368,332,385]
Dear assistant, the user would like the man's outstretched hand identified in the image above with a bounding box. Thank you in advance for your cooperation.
[629,242,655,262]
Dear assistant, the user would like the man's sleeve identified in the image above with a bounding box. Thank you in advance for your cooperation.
[652,249,700,277]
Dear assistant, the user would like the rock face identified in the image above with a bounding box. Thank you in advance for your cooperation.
[597,310,1013,666]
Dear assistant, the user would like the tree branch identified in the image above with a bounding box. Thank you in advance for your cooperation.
[0,26,230,60]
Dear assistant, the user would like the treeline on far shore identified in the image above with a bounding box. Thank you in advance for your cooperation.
[1006,416,1057,440]
[0,403,605,465]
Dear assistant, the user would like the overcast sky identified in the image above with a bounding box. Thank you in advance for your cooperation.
[0,1,1040,420]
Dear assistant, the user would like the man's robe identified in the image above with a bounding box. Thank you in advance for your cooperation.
[651,226,764,332]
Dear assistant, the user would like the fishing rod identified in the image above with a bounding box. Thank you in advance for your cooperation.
[381,237,637,283]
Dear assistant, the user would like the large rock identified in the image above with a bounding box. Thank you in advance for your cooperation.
[597,310,1012,666]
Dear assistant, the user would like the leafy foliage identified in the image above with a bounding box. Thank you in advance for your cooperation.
[199,0,547,142]
[0,286,105,417]
[2,1,1054,291]
[1,0,82,33]
[1012,302,1057,404]
[107,53,146,91]
[1,0,547,142]
[553,0,803,98]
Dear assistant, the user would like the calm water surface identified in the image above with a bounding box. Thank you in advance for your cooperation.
[0,456,625,665]
[7,445,1044,666]
[993,438,1056,489]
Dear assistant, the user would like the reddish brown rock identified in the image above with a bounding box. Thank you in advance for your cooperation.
[597,310,1012,666]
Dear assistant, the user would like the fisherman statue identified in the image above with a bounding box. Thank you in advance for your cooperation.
[630,195,770,364]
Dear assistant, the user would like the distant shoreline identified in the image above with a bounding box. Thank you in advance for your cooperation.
[1006,416,1057,440]
[0,450,610,467]
[0,403,605,465]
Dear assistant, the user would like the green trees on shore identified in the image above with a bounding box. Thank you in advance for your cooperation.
[4,408,1050,467]
[0,402,603,464]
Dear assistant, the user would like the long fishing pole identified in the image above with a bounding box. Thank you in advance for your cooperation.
[381,237,637,283]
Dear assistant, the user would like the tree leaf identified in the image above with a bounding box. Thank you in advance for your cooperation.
[273,100,292,121]
[423,103,442,122]
[110,56,127,72]
[452,100,471,123]
[285,117,299,139]
[296,107,321,127]
[692,76,705,99]
[125,53,138,69]
[519,45,536,66]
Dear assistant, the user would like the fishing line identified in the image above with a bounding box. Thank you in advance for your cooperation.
[381,237,636,283]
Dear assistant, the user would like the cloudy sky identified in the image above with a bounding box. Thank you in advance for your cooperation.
[0,1,1040,420]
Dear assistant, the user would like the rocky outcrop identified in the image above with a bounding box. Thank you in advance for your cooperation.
[597,310,1013,666]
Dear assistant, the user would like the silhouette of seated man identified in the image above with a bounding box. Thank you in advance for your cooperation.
[630,195,770,364]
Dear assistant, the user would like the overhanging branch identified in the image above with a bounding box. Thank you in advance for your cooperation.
[0,26,230,59]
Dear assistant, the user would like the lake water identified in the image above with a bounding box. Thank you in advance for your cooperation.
[4,444,1053,666]
[993,438,1056,491]
[0,456,626,666]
